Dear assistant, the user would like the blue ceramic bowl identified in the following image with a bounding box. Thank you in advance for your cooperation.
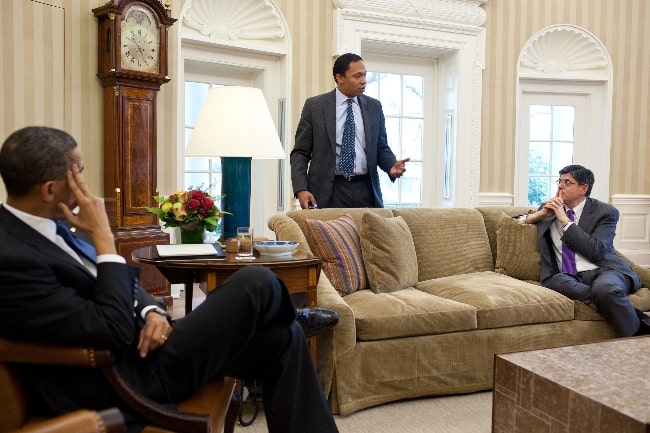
[253,240,299,256]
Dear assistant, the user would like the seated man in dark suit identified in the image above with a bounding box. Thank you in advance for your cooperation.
[0,126,339,433]
[522,164,648,337]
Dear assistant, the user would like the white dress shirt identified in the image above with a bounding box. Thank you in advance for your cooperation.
[335,88,367,175]
[548,199,599,273]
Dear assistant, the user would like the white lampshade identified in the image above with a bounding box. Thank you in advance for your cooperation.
[184,86,285,159]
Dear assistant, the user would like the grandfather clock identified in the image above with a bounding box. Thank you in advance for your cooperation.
[93,0,177,297]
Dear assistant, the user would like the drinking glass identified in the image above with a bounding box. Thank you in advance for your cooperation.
[236,227,254,259]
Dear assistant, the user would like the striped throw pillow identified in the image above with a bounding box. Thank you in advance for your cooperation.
[304,214,367,296]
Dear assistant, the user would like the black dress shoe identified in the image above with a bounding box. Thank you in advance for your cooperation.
[634,309,650,336]
[296,307,339,338]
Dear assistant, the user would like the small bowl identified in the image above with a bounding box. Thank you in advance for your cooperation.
[253,241,299,256]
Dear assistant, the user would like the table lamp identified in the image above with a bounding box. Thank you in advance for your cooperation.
[184,86,285,240]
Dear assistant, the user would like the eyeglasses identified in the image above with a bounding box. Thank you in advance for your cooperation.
[556,178,576,187]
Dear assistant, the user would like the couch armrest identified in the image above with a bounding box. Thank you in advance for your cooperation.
[315,271,355,397]
[268,214,313,256]
[617,250,650,288]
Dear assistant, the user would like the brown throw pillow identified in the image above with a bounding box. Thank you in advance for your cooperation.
[495,213,541,281]
[304,214,367,296]
[360,213,418,293]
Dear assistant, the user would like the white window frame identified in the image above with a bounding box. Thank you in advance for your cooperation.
[363,56,436,207]
[174,0,291,239]
[514,24,613,205]
[334,0,486,207]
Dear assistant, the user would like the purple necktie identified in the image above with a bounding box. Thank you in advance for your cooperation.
[561,209,577,274]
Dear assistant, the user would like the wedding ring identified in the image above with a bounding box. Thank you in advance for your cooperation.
[161,335,167,341]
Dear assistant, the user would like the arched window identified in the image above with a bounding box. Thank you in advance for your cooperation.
[176,0,290,238]
[515,25,612,205]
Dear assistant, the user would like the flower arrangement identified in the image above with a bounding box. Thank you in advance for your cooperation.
[147,186,228,232]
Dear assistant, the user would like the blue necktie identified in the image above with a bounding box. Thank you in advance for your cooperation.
[339,98,356,178]
[561,209,577,274]
[56,221,97,263]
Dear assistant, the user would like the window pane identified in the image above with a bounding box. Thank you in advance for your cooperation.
[403,75,423,117]
[379,73,401,116]
[365,72,379,99]
[530,105,551,141]
[368,68,424,207]
[185,81,224,193]
[385,117,400,152]
[184,82,211,126]
[528,142,550,175]
[185,157,209,171]
[185,173,210,190]
[551,142,573,173]
[378,171,398,204]
[400,161,422,204]
[552,106,575,141]
[528,177,551,207]
[402,118,422,160]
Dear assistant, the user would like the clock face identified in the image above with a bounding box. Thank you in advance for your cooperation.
[120,5,160,73]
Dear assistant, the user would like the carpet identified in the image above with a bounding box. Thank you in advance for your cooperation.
[234,391,493,433]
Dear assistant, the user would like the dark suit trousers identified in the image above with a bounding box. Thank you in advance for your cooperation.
[546,268,639,337]
[331,176,376,208]
[155,266,338,433]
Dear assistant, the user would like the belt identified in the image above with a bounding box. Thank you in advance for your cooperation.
[335,174,369,182]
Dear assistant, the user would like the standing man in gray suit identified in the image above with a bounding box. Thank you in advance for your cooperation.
[523,164,649,337]
[290,53,410,209]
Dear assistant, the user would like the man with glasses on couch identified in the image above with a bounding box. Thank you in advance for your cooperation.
[522,164,649,337]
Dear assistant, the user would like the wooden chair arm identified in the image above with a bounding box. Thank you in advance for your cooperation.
[0,338,237,433]
[102,365,211,433]
[0,338,114,367]
[10,408,125,433]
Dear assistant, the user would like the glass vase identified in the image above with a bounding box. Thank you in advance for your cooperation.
[180,224,205,244]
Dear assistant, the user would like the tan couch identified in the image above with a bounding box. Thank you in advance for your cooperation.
[267,207,650,416]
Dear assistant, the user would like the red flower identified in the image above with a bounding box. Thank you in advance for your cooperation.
[188,198,201,211]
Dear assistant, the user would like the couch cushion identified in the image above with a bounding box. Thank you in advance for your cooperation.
[495,213,541,281]
[475,206,536,264]
[304,214,367,296]
[416,271,574,329]
[344,288,477,340]
[392,208,494,280]
[360,213,418,293]
[286,208,393,240]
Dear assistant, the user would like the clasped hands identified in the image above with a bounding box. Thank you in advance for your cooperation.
[527,189,570,226]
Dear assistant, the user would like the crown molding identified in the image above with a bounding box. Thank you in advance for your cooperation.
[333,0,486,27]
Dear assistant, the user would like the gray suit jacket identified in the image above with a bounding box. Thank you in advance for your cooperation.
[536,197,641,289]
[290,89,397,208]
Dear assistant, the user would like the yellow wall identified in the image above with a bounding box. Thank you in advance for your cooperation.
[1,0,649,203]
